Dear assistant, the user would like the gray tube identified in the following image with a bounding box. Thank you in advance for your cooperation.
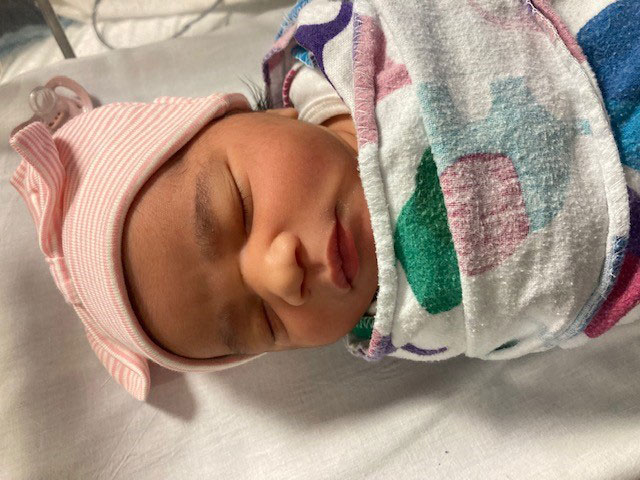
[34,0,76,59]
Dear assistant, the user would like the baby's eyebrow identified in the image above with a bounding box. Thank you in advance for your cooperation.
[194,169,219,260]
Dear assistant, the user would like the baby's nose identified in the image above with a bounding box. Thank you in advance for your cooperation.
[262,232,305,306]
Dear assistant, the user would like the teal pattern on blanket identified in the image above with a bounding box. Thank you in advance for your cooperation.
[351,315,374,340]
[418,77,576,231]
[394,148,462,314]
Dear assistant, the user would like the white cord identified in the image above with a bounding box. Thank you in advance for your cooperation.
[91,0,224,50]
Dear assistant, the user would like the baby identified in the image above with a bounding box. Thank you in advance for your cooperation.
[10,0,640,401]
[122,104,379,360]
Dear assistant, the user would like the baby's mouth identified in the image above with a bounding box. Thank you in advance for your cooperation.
[326,211,360,292]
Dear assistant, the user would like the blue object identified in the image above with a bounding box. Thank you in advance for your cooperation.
[577,0,640,169]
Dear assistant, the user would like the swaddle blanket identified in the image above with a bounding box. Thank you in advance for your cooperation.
[263,0,639,362]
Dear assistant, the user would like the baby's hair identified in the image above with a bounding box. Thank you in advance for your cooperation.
[241,77,273,112]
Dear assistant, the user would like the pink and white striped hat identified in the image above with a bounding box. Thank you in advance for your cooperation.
[9,92,259,401]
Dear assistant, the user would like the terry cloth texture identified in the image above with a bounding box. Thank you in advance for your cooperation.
[576,0,640,338]
[263,0,639,363]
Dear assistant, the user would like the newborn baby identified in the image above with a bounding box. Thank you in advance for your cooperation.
[122,106,378,359]
[10,0,640,400]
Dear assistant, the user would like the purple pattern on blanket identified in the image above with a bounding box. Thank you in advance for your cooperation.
[367,331,448,359]
[401,343,448,356]
[367,330,397,360]
[294,1,352,75]
[627,188,640,257]
[275,0,312,40]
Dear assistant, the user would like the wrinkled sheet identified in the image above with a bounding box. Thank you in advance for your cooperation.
[1,2,639,479]
[0,0,292,83]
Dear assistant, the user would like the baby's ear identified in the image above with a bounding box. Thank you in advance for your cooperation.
[266,107,298,119]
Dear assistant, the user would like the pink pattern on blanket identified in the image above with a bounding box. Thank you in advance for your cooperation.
[440,153,530,276]
[585,252,640,337]
[586,187,640,337]
[370,20,411,102]
[352,14,378,147]
[528,0,587,63]
[468,0,541,32]
[467,0,586,63]
[352,14,412,147]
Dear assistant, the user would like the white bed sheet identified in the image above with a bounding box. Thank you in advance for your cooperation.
[0,0,292,84]
[2,3,640,479]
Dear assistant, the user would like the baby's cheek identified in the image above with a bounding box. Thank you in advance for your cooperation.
[286,305,358,347]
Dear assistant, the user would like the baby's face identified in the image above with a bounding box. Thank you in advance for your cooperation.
[123,108,378,359]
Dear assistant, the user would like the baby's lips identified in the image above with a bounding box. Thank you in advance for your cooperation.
[336,217,359,286]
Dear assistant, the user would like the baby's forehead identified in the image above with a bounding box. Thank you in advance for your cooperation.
[143,111,243,185]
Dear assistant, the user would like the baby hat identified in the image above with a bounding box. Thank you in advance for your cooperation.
[9,92,260,401]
